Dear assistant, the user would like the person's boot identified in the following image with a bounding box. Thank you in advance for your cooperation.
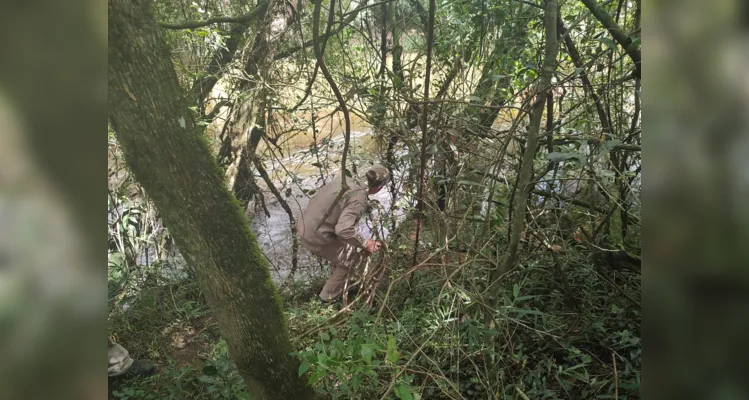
[110,360,155,382]
[318,284,359,306]
[125,359,155,378]
[318,295,340,307]
[108,359,155,399]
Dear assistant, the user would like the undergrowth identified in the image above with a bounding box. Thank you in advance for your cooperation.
[109,231,640,400]
[288,245,640,399]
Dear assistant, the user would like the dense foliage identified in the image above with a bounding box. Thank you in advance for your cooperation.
[108,0,640,398]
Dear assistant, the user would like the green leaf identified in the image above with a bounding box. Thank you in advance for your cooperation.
[109,252,124,268]
[361,345,374,363]
[308,370,325,385]
[604,139,622,150]
[546,152,572,162]
[457,180,484,187]
[320,332,330,341]
[301,352,316,363]
[513,283,519,298]
[595,37,617,51]
[386,334,399,363]
[197,375,217,384]
[202,365,218,376]
[509,307,548,316]
[395,383,414,400]
[230,375,244,385]
[298,362,311,376]
[547,152,585,164]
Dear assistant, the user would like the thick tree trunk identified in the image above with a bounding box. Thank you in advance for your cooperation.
[107,1,314,399]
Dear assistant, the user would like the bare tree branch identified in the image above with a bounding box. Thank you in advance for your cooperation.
[532,189,608,213]
[406,0,429,31]
[203,99,232,121]
[287,0,350,112]
[191,22,251,106]
[253,157,299,276]
[559,16,611,134]
[580,0,641,77]
[159,2,269,30]
[273,5,362,60]
[313,0,355,231]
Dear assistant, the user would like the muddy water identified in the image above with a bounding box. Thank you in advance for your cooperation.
[111,128,411,293]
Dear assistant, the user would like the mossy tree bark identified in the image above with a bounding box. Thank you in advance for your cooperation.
[108,0,315,398]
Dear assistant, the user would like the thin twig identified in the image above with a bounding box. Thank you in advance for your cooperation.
[613,352,619,399]
[252,158,299,277]
[312,0,354,231]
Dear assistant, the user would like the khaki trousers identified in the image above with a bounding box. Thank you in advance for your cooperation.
[108,342,134,377]
[302,238,364,301]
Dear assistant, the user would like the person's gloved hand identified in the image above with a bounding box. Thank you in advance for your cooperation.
[365,239,383,253]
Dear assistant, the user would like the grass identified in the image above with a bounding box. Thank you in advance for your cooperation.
[108,220,640,399]
[107,264,331,399]
[108,268,224,399]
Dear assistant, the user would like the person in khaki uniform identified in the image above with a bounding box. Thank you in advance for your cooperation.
[298,164,390,303]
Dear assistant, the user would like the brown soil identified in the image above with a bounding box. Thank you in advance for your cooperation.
[160,315,220,368]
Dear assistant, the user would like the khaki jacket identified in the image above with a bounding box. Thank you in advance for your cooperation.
[298,173,369,251]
